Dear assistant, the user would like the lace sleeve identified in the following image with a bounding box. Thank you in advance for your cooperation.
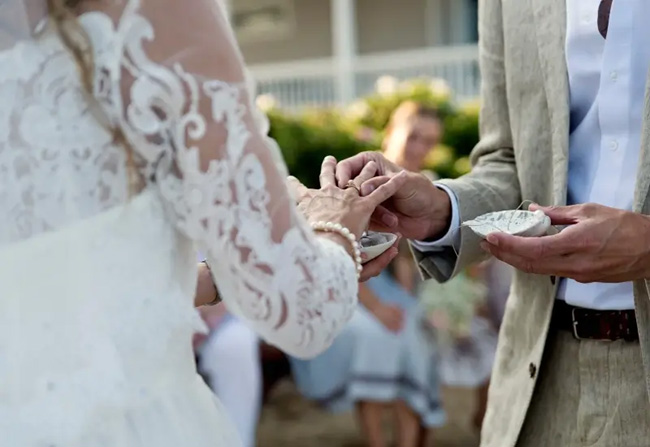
[88,0,358,358]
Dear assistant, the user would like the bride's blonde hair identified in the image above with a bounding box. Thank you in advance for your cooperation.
[47,0,139,190]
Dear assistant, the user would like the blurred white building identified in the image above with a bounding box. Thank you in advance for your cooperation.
[225,0,480,110]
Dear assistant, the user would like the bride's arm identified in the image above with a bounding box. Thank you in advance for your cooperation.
[102,0,358,358]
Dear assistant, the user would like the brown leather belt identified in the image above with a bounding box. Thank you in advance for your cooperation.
[550,299,638,342]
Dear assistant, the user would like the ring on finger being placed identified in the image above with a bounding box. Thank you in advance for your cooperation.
[345,180,361,195]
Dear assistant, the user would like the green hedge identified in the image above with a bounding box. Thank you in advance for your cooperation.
[264,77,480,188]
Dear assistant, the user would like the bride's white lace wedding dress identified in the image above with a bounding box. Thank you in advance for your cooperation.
[0,1,358,445]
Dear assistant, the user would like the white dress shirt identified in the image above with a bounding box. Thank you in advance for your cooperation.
[414,0,650,310]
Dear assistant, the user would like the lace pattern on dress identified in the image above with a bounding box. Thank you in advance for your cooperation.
[0,0,357,358]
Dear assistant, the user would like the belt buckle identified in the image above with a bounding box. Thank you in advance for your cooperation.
[571,308,583,341]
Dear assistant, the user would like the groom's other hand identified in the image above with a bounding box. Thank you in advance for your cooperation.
[336,152,453,241]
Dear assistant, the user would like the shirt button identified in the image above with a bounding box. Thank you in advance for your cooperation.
[610,71,618,81]
[610,140,619,151]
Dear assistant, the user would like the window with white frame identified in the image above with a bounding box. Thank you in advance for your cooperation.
[231,0,297,43]
[425,0,477,45]
[468,0,478,42]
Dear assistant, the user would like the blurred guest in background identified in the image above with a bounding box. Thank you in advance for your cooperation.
[382,101,443,178]
[419,259,512,436]
[483,259,513,334]
[474,259,512,430]
[290,102,445,447]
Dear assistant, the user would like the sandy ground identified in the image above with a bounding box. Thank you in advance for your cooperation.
[257,380,480,447]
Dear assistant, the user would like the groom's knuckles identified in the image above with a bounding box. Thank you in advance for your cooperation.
[334,156,359,185]
[365,181,396,205]
[361,176,392,196]
[380,171,408,198]
[336,152,377,185]
[578,203,601,217]
[356,161,378,183]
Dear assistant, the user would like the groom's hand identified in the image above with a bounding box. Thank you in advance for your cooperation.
[336,152,452,241]
[336,151,402,182]
[481,203,650,283]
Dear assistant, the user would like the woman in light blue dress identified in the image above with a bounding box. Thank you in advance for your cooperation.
[290,102,446,447]
[290,248,445,447]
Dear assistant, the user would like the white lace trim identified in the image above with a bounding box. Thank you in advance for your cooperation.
[0,0,357,359]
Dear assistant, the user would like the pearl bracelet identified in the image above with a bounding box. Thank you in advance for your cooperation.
[311,221,363,279]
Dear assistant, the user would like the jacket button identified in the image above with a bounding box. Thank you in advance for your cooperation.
[529,362,537,379]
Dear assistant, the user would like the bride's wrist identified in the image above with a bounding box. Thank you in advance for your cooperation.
[311,221,363,279]
[317,231,351,250]
[196,261,220,307]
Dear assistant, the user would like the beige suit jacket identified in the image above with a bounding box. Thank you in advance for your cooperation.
[412,1,650,446]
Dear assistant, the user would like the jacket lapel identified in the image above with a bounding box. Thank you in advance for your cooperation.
[531,0,570,206]
[634,75,650,401]
[634,75,650,213]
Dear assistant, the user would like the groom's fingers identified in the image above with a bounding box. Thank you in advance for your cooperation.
[352,161,378,188]
[287,176,308,201]
[335,153,375,186]
[360,176,390,196]
[364,171,408,208]
[370,206,399,230]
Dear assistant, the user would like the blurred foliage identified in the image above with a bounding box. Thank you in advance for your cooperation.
[267,110,374,188]
[260,76,480,188]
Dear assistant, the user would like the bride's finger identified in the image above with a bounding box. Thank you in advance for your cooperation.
[319,156,337,188]
[287,176,308,201]
[364,171,408,207]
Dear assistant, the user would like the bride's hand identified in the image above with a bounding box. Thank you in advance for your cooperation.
[358,235,401,282]
[290,156,407,238]
[289,156,407,279]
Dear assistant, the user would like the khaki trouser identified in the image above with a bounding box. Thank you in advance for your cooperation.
[516,330,650,447]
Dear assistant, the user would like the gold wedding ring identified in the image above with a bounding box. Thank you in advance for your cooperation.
[345,180,361,194]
